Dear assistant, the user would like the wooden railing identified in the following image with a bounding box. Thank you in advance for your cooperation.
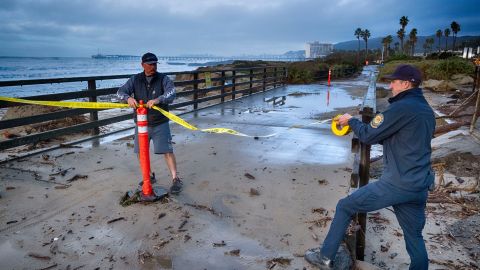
[0,66,287,151]
[348,70,377,261]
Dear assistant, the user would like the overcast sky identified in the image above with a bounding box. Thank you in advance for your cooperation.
[0,0,478,57]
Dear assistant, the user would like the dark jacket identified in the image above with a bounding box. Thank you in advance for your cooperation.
[117,72,176,126]
[348,88,436,191]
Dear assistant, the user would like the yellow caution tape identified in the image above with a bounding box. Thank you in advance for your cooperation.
[151,105,199,131]
[331,114,351,136]
[0,96,274,138]
[0,96,128,109]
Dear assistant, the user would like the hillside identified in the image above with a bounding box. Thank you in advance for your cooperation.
[334,35,480,53]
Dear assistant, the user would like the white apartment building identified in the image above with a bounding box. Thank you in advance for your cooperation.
[305,41,333,58]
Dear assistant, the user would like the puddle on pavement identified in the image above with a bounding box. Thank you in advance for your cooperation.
[0,241,25,268]
[172,219,278,270]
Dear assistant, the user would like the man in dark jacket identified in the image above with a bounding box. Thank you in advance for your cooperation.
[305,65,435,270]
[117,52,183,194]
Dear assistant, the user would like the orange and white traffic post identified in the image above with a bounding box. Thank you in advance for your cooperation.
[136,100,158,201]
[328,68,332,87]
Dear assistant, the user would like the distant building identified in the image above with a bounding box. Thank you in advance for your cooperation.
[305,41,333,58]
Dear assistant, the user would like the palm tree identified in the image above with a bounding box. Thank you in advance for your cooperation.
[399,16,409,52]
[427,38,435,54]
[444,28,451,51]
[423,38,435,55]
[435,29,443,52]
[354,28,362,65]
[400,16,409,30]
[409,28,418,56]
[405,40,412,56]
[450,21,461,50]
[397,29,405,53]
[361,29,371,62]
[382,37,388,59]
[384,35,393,58]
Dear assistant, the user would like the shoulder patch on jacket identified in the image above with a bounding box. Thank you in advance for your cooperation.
[370,113,384,128]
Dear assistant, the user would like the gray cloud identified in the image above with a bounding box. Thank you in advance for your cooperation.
[0,0,478,56]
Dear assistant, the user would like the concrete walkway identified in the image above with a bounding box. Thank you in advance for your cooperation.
[0,73,371,269]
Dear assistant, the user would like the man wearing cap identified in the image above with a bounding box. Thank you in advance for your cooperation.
[305,64,435,270]
[117,52,183,194]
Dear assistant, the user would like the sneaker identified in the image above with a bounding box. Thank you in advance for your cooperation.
[169,178,183,195]
[304,248,333,269]
[138,173,157,187]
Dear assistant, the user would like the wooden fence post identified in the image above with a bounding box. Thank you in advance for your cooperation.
[249,68,253,95]
[221,70,226,103]
[263,68,267,91]
[231,70,236,100]
[87,80,99,135]
[355,107,374,260]
[193,72,198,110]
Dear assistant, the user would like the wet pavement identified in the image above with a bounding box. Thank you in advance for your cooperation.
[0,68,376,269]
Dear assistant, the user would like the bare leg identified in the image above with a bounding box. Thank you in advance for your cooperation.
[164,152,178,181]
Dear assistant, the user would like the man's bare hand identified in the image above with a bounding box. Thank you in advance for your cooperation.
[127,97,138,109]
[337,113,352,127]
[146,98,159,109]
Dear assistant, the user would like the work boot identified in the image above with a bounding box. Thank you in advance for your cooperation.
[169,177,183,195]
[304,247,333,269]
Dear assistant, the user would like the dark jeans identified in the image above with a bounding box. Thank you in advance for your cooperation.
[321,180,429,270]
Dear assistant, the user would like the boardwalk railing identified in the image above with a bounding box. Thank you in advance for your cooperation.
[0,66,287,151]
[348,71,377,261]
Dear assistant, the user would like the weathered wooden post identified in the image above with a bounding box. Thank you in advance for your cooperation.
[273,67,278,88]
[87,80,99,136]
[356,106,374,260]
[354,71,377,260]
[193,72,199,110]
[221,70,226,103]
[263,68,267,91]
[231,70,236,100]
[249,68,253,95]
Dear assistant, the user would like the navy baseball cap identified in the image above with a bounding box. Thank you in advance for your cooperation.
[142,52,158,64]
[383,64,422,83]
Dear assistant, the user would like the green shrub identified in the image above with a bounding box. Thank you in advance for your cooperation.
[287,68,314,84]
[378,58,474,81]
[428,58,475,80]
[385,53,421,62]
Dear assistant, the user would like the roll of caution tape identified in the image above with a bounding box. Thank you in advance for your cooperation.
[331,114,351,136]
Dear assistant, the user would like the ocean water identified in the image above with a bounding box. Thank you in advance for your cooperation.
[0,57,196,98]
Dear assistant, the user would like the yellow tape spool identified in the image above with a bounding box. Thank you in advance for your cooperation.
[331,114,351,136]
